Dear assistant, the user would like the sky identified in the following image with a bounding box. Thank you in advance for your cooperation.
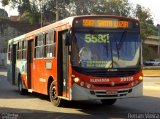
[0,0,160,25]
[129,0,160,25]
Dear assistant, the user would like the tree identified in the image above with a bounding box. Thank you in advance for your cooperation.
[92,0,131,16]
[134,4,154,40]
[70,0,97,15]
[1,0,71,23]
[134,4,157,60]
[0,9,8,35]
[0,8,8,18]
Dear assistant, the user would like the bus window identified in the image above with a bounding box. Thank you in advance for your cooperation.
[44,30,55,58]
[17,41,22,60]
[8,45,11,60]
[35,34,44,58]
[22,40,27,59]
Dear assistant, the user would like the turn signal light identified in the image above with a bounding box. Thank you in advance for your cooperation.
[139,76,143,80]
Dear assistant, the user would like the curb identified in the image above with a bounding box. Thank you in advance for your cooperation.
[143,75,160,77]
[143,86,160,90]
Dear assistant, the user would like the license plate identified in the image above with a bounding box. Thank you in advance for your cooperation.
[106,90,117,95]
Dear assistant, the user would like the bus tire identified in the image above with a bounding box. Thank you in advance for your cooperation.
[18,75,28,95]
[49,81,64,107]
[101,99,117,105]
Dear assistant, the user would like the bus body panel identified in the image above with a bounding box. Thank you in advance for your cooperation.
[31,58,57,95]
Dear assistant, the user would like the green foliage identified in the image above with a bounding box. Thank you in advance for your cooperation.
[20,11,40,24]
[134,4,154,40]
[1,0,9,6]
[0,8,8,17]
[70,0,97,15]
[1,0,132,22]
[101,0,131,16]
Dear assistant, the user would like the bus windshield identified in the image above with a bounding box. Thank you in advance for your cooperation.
[71,30,140,69]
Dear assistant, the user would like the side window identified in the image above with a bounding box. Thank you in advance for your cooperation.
[35,34,44,58]
[8,44,11,60]
[44,30,56,58]
[22,40,27,59]
[17,41,22,60]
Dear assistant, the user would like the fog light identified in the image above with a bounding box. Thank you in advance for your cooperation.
[73,77,80,83]
[80,82,85,87]
[139,76,143,80]
[86,84,91,89]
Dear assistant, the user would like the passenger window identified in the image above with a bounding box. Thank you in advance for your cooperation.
[17,41,22,60]
[22,40,27,59]
[8,45,11,60]
[35,34,44,58]
[44,30,55,58]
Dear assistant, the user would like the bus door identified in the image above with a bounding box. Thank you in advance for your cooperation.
[11,44,17,85]
[27,38,34,89]
[57,31,69,97]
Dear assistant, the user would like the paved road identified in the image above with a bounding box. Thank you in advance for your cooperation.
[0,68,160,119]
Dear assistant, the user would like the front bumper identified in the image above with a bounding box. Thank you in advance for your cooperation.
[71,82,143,100]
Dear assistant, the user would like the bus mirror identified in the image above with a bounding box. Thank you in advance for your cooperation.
[65,34,71,46]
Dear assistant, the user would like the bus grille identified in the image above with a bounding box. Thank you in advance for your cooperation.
[90,89,132,97]
[93,83,130,87]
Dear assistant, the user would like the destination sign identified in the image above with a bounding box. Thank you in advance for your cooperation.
[82,19,129,28]
[73,18,139,29]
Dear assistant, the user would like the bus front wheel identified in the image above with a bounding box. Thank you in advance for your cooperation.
[49,81,64,107]
[101,99,117,105]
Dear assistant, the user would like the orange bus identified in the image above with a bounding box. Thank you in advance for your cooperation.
[7,15,143,106]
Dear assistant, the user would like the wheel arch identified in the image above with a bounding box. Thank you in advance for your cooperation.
[47,76,54,95]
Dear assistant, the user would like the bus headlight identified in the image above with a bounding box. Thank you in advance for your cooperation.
[73,77,80,83]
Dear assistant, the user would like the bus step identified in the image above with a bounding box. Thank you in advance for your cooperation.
[28,89,33,93]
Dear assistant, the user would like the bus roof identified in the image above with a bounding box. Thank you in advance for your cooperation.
[8,15,139,43]
[25,15,139,37]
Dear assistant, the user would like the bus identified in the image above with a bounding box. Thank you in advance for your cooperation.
[7,15,143,107]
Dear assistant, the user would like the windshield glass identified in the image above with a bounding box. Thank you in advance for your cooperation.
[71,30,140,69]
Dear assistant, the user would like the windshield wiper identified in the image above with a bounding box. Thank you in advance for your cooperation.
[116,30,127,59]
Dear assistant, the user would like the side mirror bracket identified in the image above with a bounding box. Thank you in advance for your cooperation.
[64,33,71,46]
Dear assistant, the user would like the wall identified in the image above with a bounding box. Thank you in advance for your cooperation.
[0,19,40,67]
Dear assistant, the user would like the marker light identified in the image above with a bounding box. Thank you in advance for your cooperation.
[86,84,91,89]
[111,82,115,86]
[80,82,85,87]
[139,76,143,80]
[131,82,135,86]
[73,77,80,83]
